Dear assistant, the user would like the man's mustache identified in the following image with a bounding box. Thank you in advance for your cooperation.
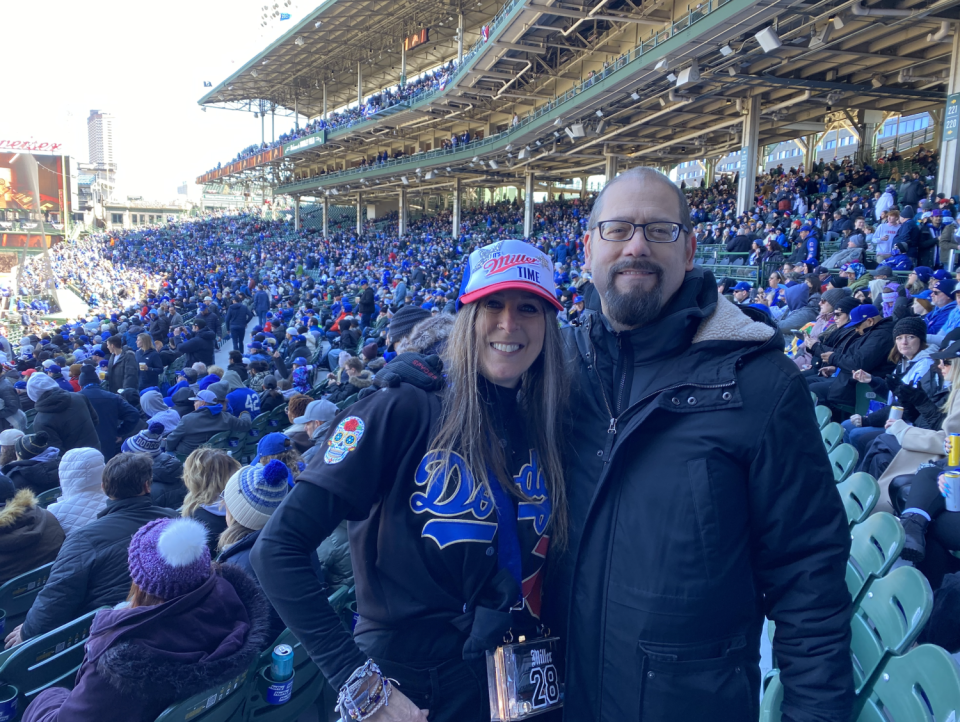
[608,259,664,279]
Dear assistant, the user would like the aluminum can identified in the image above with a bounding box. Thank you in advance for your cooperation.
[950,434,960,468]
[945,471,960,512]
[888,406,903,421]
[271,644,294,681]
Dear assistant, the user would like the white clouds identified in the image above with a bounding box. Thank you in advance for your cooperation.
[3,0,308,201]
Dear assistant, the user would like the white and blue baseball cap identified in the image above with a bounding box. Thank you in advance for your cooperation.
[457,240,563,311]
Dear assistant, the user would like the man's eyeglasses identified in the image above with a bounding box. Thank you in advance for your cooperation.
[595,220,685,243]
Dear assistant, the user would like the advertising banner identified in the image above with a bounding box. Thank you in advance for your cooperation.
[0,154,63,216]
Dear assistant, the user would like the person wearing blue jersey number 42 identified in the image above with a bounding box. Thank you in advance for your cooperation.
[251,239,568,722]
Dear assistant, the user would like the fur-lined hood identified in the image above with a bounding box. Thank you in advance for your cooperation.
[349,369,375,390]
[0,488,39,530]
[691,294,777,345]
[396,314,454,356]
[93,563,271,701]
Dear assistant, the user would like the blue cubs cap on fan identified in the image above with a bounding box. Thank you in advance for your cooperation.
[457,240,562,311]
[733,282,751,292]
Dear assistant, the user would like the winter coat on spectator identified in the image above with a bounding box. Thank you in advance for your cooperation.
[20,495,177,641]
[225,301,253,330]
[254,290,271,315]
[107,349,139,394]
[165,405,252,456]
[21,564,270,722]
[34,389,102,453]
[46,448,107,536]
[0,489,64,585]
[217,530,287,643]
[325,370,374,405]
[3,447,62,495]
[0,377,21,421]
[316,520,353,588]
[147,314,170,343]
[778,293,821,334]
[176,329,216,367]
[900,178,924,207]
[823,316,896,407]
[188,505,229,553]
[79,386,140,460]
[149,453,186,510]
[938,222,958,262]
[135,349,163,390]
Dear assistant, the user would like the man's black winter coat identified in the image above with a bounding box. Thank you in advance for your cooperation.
[20,495,176,640]
[176,329,216,366]
[547,270,853,722]
[33,389,102,452]
[80,386,141,460]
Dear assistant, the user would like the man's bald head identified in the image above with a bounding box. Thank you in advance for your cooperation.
[588,167,693,235]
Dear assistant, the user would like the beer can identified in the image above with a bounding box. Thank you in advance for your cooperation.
[271,644,293,682]
[950,434,960,468]
[888,406,904,421]
[945,471,960,512]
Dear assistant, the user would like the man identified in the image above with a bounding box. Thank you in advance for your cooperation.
[357,280,376,331]
[925,278,957,334]
[165,389,252,455]
[295,399,338,464]
[225,294,253,352]
[78,365,140,460]
[731,281,752,305]
[549,167,852,722]
[27,371,101,452]
[105,335,138,393]
[4,453,176,648]
[254,284,272,327]
[175,318,216,366]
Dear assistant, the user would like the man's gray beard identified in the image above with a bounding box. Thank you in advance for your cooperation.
[600,260,665,328]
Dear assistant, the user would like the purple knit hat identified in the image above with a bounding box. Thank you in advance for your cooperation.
[128,517,212,599]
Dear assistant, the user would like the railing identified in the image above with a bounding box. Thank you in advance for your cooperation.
[877,126,936,154]
[279,0,736,192]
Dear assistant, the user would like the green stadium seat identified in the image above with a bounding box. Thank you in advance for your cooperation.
[850,565,933,695]
[855,645,960,722]
[829,444,859,482]
[810,391,818,405]
[837,473,880,527]
[822,422,843,453]
[207,432,244,453]
[846,512,905,603]
[155,658,257,722]
[33,488,60,509]
[0,563,54,630]
[336,394,359,410]
[0,608,101,714]
[759,670,783,722]
[815,405,832,430]
[244,629,325,722]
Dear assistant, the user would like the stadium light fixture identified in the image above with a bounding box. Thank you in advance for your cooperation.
[831,15,844,29]
[505,144,512,151]
[401,176,409,184]
[727,67,737,76]
[666,72,677,82]
[218,94,224,100]
[489,159,499,169]
[630,91,640,100]
[446,167,452,171]
[472,156,479,162]
[295,36,305,46]
[518,148,529,160]
[719,44,733,56]
[870,75,884,88]
[554,118,562,126]
[425,171,434,180]
[315,20,322,28]
[228,86,234,90]
[655,58,669,72]
[262,60,269,64]
[595,109,603,117]
[251,70,259,77]
[755,27,782,52]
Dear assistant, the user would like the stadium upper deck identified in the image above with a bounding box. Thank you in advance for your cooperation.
[198,0,960,230]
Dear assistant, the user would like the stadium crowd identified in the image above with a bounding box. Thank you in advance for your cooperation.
[0,144,959,720]
[204,60,460,175]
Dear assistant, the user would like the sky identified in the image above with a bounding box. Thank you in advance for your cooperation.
[3,0,312,203]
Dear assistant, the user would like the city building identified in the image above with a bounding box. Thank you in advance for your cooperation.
[86,109,117,197]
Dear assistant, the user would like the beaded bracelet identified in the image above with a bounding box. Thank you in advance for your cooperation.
[337,660,392,721]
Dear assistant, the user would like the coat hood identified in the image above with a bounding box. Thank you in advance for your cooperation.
[141,389,169,417]
[221,370,245,393]
[92,563,270,701]
[783,283,809,312]
[33,388,74,413]
[0,488,40,530]
[395,314,454,356]
[59,447,107,497]
[349,370,375,390]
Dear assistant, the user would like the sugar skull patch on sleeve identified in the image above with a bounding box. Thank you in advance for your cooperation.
[324,416,365,464]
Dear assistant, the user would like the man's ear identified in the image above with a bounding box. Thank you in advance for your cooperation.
[583,232,593,272]
[684,230,698,272]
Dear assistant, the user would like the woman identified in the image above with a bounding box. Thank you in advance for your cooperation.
[21,517,270,722]
[913,291,934,319]
[748,240,763,266]
[793,288,845,370]
[181,448,240,552]
[0,428,23,467]
[217,459,290,642]
[876,341,960,513]
[251,240,567,722]
[845,317,935,458]
[283,393,314,454]
[135,333,163,390]
[897,463,960,588]
[46,447,107,536]
[67,364,82,392]
[250,432,303,481]
[138,387,181,434]
[0,474,64,586]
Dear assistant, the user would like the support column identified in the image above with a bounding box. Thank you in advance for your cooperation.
[737,96,761,215]
[802,134,817,172]
[294,197,300,231]
[399,188,408,236]
[294,94,299,131]
[356,193,363,236]
[358,62,363,108]
[703,157,716,186]
[322,83,327,121]
[939,29,960,199]
[580,175,589,199]
[322,196,329,239]
[604,149,617,183]
[271,105,275,143]
[452,177,462,240]
[856,110,883,166]
[523,172,535,239]
[401,44,407,87]
[458,13,464,63]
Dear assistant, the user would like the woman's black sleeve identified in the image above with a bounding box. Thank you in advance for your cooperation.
[250,481,367,690]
